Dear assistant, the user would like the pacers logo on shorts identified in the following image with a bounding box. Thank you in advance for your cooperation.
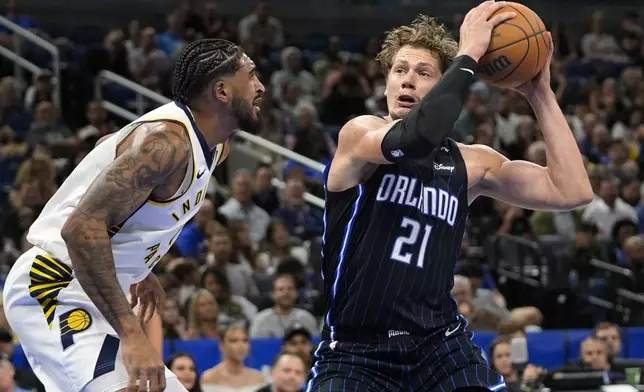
[59,308,92,350]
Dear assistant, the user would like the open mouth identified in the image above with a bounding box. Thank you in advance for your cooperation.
[397,94,417,108]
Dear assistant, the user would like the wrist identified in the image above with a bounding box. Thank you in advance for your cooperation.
[454,52,480,65]
[525,88,556,107]
[119,315,145,341]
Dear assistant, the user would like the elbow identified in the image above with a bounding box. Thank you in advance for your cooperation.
[60,215,82,245]
[561,188,594,210]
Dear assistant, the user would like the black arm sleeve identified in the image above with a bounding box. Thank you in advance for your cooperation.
[381,55,477,161]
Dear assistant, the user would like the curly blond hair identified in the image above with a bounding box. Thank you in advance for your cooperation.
[376,14,459,74]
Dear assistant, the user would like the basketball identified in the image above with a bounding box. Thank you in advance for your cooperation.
[477,2,549,88]
[67,309,91,331]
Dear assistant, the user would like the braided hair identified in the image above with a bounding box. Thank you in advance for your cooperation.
[171,39,243,105]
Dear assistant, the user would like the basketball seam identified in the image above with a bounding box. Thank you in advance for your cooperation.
[507,4,541,79]
[484,30,547,55]
[490,21,532,84]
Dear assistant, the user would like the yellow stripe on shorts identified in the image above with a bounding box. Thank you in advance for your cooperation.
[29,254,73,328]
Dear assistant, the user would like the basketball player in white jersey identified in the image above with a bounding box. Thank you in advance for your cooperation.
[3,39,265,392]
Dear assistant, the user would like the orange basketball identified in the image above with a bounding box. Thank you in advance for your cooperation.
[477,2,549,88]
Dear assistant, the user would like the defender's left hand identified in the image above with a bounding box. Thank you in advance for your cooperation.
[129,273,165,324]
[512,32,554,99]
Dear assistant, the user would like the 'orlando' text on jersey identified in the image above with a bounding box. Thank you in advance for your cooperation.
[321,138,468,338]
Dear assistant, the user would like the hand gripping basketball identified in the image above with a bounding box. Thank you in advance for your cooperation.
[457,1,517,62]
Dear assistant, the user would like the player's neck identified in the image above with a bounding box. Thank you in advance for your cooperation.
[201,321,220,338]
[189,105,235,151]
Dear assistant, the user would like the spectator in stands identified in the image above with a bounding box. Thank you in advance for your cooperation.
[218,169,270,244]
[273,177,323,241]
[282,325,313,370]
[319,67,368,127]
[229,220,258,268]
[9,150,57,212]
[250,274,318,338]
[23,70,58,110]
[452,275,542,331]
[583,177,638,236]
[201,267,257,329]
[129,27,171,91]
[187,289,221,340]
[489,336,546,392]
[253,165,280,215]
[158,12,184,57]
[204,230,261,301]
[581,336,612,371]
[161,297,189,340]
[271,47,317,103]
[530,202,584,241]
[603,218,638,265]
[457,261,506,309]
[26,101,75,155]
[201,326,266,392]
[256,352,307,392]
[176,198,214,258]
[124,19,141,55]
[238,1,284,51]
[76,102,116,142]
[167,353,202,392]
[0,77,32,137]
[593,322,623,361]
[0,353,31,392]
[168,258,201,305]
[256,219,307,275]
[87,29,131,78]
[581,11,628,63]
[286,102,336,164]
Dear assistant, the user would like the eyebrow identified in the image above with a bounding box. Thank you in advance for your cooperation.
[395,60,436,70]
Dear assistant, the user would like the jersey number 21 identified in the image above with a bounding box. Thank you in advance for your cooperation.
[390,217,433,268]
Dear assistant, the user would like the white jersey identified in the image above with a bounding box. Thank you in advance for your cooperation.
[26,101,224,290]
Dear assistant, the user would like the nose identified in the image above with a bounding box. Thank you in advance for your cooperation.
[256,79,266,94]
[401,70,416,90]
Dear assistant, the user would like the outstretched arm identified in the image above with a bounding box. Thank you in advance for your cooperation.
[470,34,592,211]
[61,122,191,339]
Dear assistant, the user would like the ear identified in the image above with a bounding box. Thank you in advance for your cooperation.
[213,80,231,104]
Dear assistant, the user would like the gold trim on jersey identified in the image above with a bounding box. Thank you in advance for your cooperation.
[29,254,73,328]
[215,142,226,166]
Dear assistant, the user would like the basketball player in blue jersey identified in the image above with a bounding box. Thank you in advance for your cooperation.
[308,2,593,391]
[3,39,264,392]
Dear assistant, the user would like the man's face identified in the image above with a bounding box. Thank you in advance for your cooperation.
[595,327,621,357]
[283,333,313,363]
[227,54,265,134]
[385,45,442,120]
[581,339,610,370]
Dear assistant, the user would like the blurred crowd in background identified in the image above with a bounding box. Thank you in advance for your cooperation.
[0,0,644,391]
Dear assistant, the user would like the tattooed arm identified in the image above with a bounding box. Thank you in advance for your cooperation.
[61,121,191,338]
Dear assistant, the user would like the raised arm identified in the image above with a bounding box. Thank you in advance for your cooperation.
[327,2,515,192]
[61,121,191,338]
[467,35,593,211]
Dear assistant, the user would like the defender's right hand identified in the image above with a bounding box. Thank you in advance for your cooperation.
[457,0,516,62]
[122,333,166,392]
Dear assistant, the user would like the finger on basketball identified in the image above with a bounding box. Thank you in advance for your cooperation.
[482,1,508,19]
[488,11,516,26]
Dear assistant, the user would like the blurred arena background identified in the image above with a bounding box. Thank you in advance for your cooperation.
[1,0,644,391]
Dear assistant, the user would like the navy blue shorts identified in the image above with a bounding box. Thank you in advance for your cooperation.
[305,318,506,392]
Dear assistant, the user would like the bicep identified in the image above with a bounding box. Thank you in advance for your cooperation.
[478,154,568,211]
[65,126,190,231]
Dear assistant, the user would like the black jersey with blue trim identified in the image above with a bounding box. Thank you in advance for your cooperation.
[320,137,469,335]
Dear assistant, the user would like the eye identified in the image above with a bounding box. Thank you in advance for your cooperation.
[394,68,405,74]
[420,71,430,77]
